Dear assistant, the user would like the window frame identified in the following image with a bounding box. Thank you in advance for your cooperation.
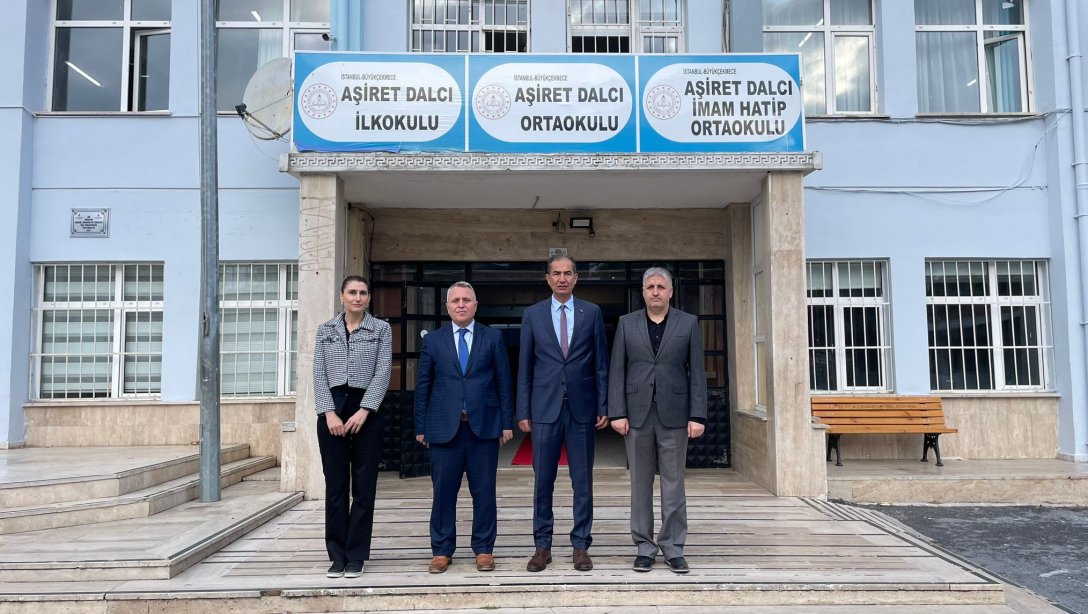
[32,263,165,400]
[914,0,1033,114]
[925,259,1051,392]
[48,1,172,113]
[410,0,530,53]
[806,259,893,394]
[762,0,877,116]
[567,0,685,54]
[218,262,300,398]
[215,0,331,113]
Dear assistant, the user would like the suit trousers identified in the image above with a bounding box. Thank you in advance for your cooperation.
[317,400,383,564]
[532,399,596,550]
[428,420,500,556]
[625,402,688,559]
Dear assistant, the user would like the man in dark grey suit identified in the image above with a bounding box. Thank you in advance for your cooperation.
[608,266,707,574]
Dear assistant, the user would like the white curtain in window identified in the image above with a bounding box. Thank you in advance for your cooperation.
[764,32,825,116]
[221,308,279,395]
[915,0,974,25]
[763,0,823,26]
[124,312,163,394]
[986,33,1023,112]
[40,310,114,398]
[916,0,981,113]
[834,35,871,112]
[917,31,980,112]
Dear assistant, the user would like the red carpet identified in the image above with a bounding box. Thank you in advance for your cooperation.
[511,434,568,466]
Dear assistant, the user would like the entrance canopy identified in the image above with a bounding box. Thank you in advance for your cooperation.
[283,151,821,208]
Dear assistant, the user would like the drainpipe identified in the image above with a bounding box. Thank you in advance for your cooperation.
[1066,0,1088,456]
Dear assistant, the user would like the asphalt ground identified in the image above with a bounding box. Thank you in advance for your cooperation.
[855,504,1088,614]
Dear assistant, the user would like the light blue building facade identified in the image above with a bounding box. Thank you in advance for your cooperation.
[2,1,1086,492]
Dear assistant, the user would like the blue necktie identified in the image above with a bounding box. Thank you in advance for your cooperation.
[458,327,469,373]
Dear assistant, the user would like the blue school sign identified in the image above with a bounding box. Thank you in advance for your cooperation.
[293,52,804,154]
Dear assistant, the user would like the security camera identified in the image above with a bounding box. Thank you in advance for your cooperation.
[321,32,334,42]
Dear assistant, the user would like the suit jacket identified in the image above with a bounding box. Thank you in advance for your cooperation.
[516,297,608,424]
[414,322,514,445]
[607,308,707,429]
[312,312,392,415]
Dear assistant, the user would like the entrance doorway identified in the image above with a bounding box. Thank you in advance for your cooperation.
[370,261,730,478]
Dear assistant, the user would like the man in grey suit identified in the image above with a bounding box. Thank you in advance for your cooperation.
[608,266,707,574]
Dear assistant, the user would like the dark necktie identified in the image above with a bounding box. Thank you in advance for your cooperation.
[458,327,470,373]
[559,304,569,357]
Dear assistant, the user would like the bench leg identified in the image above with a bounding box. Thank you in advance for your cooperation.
[827,434,843,467]
[921,434,945,467]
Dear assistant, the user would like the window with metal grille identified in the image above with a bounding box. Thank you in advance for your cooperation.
[33,264,164,399]
[569,0,683,54]
[218,263,299,397]
[926,260,1050,391]
[806,260,891,392]
[216,0,331,112]
[411,0,529,53]
[914,0,1031,113]
[762,0,875,115]
[50,0,171,112]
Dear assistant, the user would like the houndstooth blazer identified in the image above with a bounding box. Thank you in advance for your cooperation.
[312,311,392,415]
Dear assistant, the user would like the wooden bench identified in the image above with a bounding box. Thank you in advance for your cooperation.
[811,396,957,467]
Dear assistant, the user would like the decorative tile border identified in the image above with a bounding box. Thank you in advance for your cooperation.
[286,152,821,174]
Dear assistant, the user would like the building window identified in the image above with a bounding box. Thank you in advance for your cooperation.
[216,0,330,112]
[569,0,684,54]
[411,0,528,52]
[807,261,891,392]
[219,263,299,397]
[50,0,171,112]
[926,260,1050,391]
[915,0,1030,113]
[763,0,875,116]
[33,264,164,399]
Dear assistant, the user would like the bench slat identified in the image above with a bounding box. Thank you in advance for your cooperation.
[813,402,942,410]
[825,425,957,434]
[813,410,944,418]
[818,418,948,426]
[813,395,940,404]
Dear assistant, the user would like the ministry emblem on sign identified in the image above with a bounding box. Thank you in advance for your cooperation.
[475,85,511,120]
[646,85,682,120]
[300,84,337,119]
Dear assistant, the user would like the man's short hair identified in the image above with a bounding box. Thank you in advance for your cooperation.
[446,281,476,302]
[546,253,578,273]
[642,266,673,289]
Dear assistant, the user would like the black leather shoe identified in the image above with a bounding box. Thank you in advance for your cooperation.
[633,555,654,572]
[665,556,690,574]
[326,561,346,578]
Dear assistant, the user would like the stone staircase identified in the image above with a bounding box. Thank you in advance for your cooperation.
[0,445,302,581]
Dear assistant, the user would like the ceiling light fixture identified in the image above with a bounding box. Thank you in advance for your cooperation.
[569,216,595,237]
[65,61,101,87]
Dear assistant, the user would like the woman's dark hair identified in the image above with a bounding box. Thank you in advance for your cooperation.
[340,275,369,293]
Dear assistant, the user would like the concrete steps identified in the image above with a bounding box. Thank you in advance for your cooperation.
[0,443,252,508]
[0,445,303,582]
[0,479,302,581]
[0,455,277,534]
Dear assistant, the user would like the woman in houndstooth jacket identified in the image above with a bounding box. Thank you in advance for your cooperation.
[312,275,392,579]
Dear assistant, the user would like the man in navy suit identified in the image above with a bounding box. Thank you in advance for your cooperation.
[415,281,514,574]
[517,255,609,572]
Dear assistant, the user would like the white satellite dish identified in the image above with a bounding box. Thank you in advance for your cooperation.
[236,57,293,140]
